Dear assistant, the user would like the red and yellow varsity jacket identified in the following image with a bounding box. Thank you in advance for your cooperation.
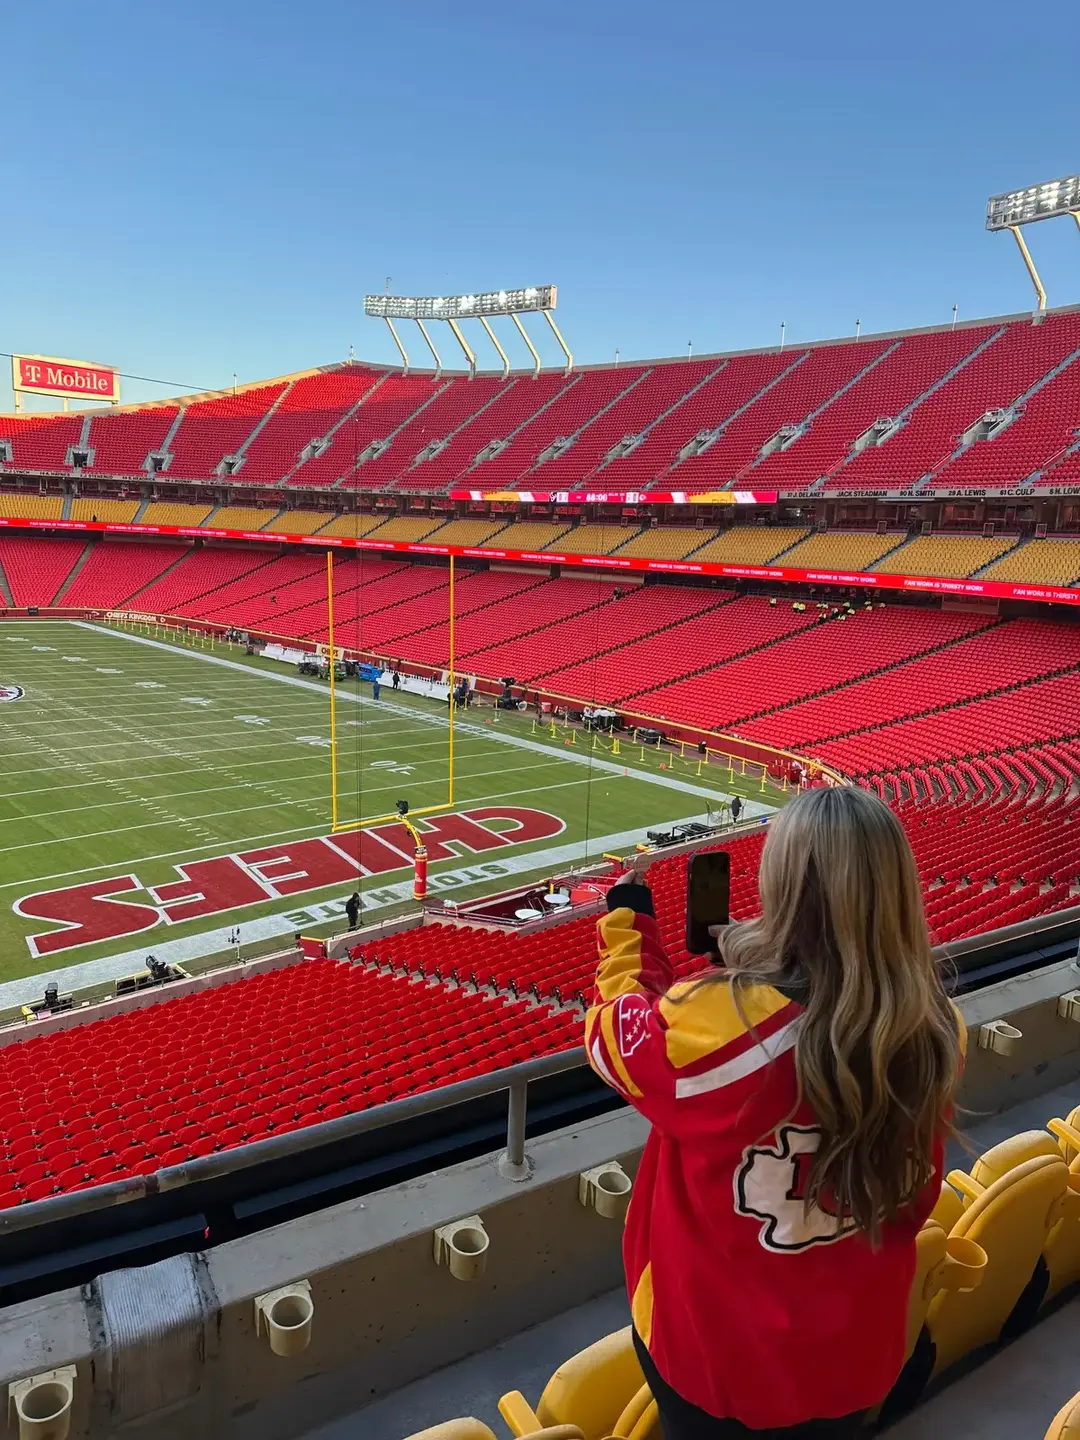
[586,884,951,1429]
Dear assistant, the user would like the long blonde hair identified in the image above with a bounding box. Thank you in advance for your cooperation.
[713,785,961,1242]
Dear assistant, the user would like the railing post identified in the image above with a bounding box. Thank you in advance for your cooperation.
[498,1081,532,1182]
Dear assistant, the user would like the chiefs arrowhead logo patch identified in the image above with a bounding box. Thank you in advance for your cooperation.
[616,993,651,1058]
[0,685,23,703]
[734,1124,857,1252]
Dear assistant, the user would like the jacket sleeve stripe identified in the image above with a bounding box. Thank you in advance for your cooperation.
[673,1017,801,1099]
[599,1003,644,1097]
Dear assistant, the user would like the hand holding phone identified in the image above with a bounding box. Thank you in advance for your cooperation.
[686,851,730,956]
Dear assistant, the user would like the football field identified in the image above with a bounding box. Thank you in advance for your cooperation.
[0,620,778,1000]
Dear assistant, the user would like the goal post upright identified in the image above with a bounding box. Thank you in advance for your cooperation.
[327,550,339,831]
[328,549,458,837]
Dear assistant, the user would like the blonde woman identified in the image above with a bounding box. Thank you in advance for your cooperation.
[587,786,963,1439]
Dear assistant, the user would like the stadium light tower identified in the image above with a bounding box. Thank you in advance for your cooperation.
[363,285,570,378]
[986,174,1080,312]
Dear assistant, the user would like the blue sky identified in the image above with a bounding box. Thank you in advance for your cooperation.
[4,0,1079,406]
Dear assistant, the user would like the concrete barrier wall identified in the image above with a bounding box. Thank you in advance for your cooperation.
[0,1109,646,1440]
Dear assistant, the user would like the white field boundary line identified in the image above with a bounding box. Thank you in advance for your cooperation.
[0,816,717,1010]
[74,622,756,805]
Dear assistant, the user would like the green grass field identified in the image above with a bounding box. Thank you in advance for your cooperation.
[0,620,780,998]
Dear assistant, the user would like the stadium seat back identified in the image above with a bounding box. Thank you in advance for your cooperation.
[904,1221,986,1359]
[504,1326,649,1440]
[403,1421,498,1440]
[1046,1393,1080,1440]
[928,1153,1070,1374]
[970,1130,1060,1187]
[1043,1116,1080,1296]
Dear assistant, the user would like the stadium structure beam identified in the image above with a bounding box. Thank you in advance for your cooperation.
[384,319,410,375]
[511,312,542,376]
[987,175,1080,312]
[1009,225,1047,313]
[416,321,443,377]
[544,310,573,374]
[447,319,477,377]
[479,316,510,378]
[364,286,564,376]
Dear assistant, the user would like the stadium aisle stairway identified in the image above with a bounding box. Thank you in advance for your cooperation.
[463,368,643,489]
[350,377,511,490]
[293,374,449,489]
[669,340,891,490]
[124,546,282,616]
[594,352,794,488]
[627,606,988,729]
[815,672,1080,776]
[165,384,289,480]
[834,312,1080,488]
[1,413,83,472]
[980,538,1080,586]
[682,524,808,565]
[749,327,996,490]
[84,406,180,477]
[0,964,578,1207]
[874,534,1016,577]
[229,369,385,486]
[739,618,1080,748]
[395,373,571,491]
[60,541,190,610]
[0,536,88,606]
[528,362,719,489]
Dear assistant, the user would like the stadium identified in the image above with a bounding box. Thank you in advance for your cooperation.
[5,53,1080,1436]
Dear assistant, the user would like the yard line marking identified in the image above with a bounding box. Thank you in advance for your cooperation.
[74,622,747,804]
[0,758,583,854]
[0,755,559,828]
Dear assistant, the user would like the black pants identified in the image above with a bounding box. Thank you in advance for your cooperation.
[632,1331,866,1440]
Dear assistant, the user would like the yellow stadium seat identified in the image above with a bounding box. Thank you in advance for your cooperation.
[1046,1393,1080,1440]
[139,501,214,526]
[874,534,1015,578]
[315,512,388,538]
[981,538,1080,587]
[500,1327,658,1440]
[208,506,279,530]
[878,1220,986,1421]
[262,510,336,535]
[688,525,808,565]
[403,1423,499,1440]
[478,522,572,551]
[927,1135,1078,1375]
[545,524,640,556]
[70,498,140,523]
[1042,1108,1080,1297]
[0,492,64,520]
[366,516,444,543]
[424,519,509,547]
[615,527,714,561]
[779,531,907,571]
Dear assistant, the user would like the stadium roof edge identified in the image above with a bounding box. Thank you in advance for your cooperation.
[4,300,1080,421]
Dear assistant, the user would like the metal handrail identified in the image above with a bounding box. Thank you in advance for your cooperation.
[0,1045,588,1236]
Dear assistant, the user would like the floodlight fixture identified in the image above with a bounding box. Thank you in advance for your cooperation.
[363,285,569,378]
[985,173,1080,311]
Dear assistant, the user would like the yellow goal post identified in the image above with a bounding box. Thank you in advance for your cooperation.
[326,550,457,835]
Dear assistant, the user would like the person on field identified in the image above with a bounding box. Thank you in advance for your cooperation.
[587,787,963,1439]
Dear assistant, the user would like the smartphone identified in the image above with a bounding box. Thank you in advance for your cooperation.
[686,851,731,956]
